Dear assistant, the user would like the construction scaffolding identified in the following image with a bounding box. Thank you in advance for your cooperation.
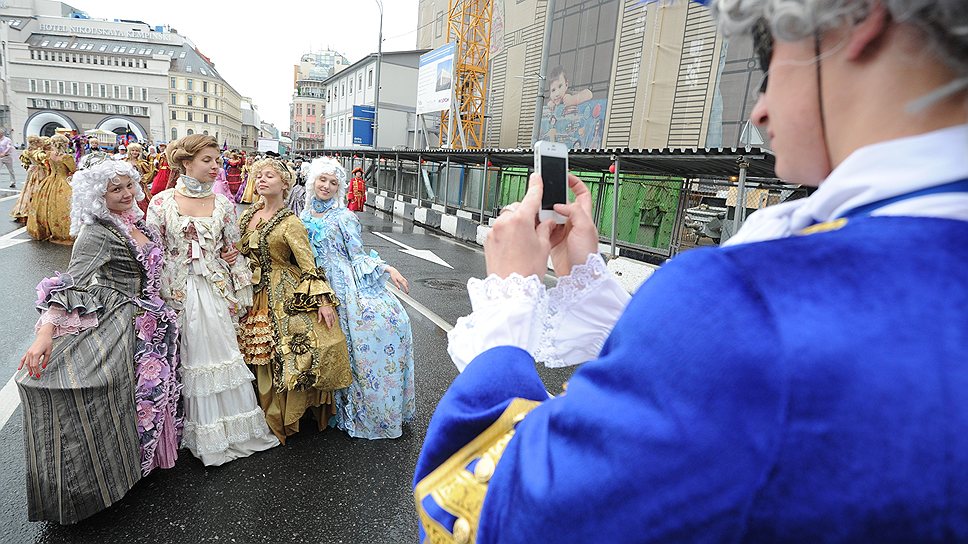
[439,0,492,149]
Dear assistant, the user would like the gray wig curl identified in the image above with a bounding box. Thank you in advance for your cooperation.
[712,0,968,77]
[305,157,348,210]
[70,158,144,236]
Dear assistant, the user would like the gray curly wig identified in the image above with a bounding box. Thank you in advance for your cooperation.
[306,157,348,210]
[70,158,144,236]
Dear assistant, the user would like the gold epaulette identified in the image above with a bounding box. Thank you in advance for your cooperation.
[798,217,848,236]
[415,398,542,543]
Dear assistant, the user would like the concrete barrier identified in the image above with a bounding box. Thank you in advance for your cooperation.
[393,200,416,221]
[456,209,474,220]
[414,207,442,228]
[606,256,660,294]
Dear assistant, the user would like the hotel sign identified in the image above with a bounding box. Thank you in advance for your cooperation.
[38,23,175,42]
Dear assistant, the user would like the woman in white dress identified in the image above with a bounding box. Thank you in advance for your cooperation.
[147,134,279,465]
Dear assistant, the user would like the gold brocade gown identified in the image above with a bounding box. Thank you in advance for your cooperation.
[237,202,352,444]
[27,154,76,245]
[11,149,49,221]
[239,166,257,204]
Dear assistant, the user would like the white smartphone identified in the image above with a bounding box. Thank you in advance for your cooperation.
[533,140,568,224]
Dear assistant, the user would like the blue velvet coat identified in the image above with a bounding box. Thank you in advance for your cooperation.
[414,216,968,543]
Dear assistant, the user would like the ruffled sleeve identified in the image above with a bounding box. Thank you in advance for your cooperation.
[338,210,389,292]
[34,226,111,336]
[219,197,253,309]
[284,218,340,312]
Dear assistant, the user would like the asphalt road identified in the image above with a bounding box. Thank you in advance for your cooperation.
[0,177,575,544]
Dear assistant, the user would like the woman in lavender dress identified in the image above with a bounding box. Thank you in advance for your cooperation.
[17,158,182,524]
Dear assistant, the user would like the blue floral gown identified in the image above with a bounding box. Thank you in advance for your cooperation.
[302,201,415,439]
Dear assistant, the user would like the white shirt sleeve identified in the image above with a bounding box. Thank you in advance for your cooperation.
[446,254,631,372]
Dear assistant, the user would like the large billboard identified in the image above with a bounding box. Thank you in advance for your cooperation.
[538,0,620,149]
[352,105,375,146]
[416,42,456,115]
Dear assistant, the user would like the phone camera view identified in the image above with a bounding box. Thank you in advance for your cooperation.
[540,156,567,210]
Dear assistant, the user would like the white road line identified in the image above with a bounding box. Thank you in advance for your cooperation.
[387,284,454,333]
[0,375,21,431]
[0,194,21,202]
[1,226,27,240]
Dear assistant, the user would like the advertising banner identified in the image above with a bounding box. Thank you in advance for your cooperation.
[257,139,279,153]
[352,105,376,146]
[416,42,456,115]
[538,0,620,149]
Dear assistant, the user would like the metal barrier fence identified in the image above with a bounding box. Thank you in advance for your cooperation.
[309,149,787,260]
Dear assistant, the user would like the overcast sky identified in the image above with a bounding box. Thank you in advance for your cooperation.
[71,0,421,129]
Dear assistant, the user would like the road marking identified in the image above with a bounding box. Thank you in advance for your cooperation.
[0,375,21,431]
[0,226,30,250]
[0,193,21,202]
[373,232,454,269]
[1,226,27,240]
[387,284,454,333]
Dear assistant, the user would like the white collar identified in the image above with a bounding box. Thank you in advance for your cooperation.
[725,124,968,246]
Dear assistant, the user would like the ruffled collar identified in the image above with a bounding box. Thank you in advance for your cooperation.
[175,175,214,198]
[725,123,968,246]
[311,196,337,214]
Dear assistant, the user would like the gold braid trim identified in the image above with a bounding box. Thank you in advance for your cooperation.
[415,398,542,544]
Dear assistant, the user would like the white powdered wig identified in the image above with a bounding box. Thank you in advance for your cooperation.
[70,157,144,236]
[306,156,348,210]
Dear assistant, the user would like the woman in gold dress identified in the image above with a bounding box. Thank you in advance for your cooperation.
[10,136,49,223]
[237,158,351,443]
[27,134,76,244]
[122,142,152,213]
[237,156,257,204]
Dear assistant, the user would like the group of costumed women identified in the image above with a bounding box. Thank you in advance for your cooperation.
[12,134,77,244]
[17,134,415,524]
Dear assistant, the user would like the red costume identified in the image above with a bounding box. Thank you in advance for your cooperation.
[150,155,172,195]
[225,155,243,195]
[347,169,367,212]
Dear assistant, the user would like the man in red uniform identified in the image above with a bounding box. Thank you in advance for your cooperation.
[347,167,367,211]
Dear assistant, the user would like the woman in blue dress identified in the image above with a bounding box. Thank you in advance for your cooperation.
[301,157,415,439]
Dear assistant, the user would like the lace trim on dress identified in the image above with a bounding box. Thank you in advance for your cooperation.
[181,407,273,455]
[36,306,99,337]
[467,273,545,305]
[178,354,255,397]
[535,254,611,367]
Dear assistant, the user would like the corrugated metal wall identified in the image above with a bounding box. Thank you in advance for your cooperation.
[667,3,718,147]
[605,0,647,148]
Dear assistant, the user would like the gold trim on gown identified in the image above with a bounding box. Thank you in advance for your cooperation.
[237,202,352,443]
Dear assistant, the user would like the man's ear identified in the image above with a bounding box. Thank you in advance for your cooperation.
[844,0,889,61]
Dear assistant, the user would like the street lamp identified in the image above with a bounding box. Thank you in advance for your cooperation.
[373,0,383,150]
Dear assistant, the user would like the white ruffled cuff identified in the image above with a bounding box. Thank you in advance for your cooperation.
[447,274,546,372]
[36,306,99,338]
[534,253,631,368]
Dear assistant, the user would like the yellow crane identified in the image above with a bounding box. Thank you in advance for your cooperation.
[439,0,492,149]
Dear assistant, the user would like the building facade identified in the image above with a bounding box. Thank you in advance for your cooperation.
[322,50,426,150]
[240,96,260,153]
[290,49,348,152]
[416,0,765,150]
[0,0,250,147]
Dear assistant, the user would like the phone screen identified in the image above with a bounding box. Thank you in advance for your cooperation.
[540,155,567,210]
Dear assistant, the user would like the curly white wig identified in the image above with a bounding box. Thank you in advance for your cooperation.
[305,157,348,210]
[70,157,144,236]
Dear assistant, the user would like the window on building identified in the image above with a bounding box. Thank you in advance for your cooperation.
[113,85,121,99]
[44,80,51,93]
[100,84,107,98]
[171,93,177,105]
[187,129,194,135]
[368,69,374,87]
[188,96,194,107]
[119,105,129,114]
[203,97,208,108]
[86,83,93,96]
[170,77,176,88]
[141,88,148,101]
[171,110,177,120]
[187,112,194,121]
[349,78,353,94]
[49,100,60,109]
[171,128,178,141]
[203,114,209,123]
[435,10,444,38]
[358,74,363,92]
[71,82,78,95]
[104,104,115,113]
[29,79,36,92]
[203,81,208,93]
[341,82,345,97]
[187,79,193,91]
[57,81,65,94]
[127,87,134,100]
[216,116,219,124]
[203,130,209,136]
[91,103,100,112]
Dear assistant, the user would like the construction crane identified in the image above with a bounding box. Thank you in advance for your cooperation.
[439,0,492,149]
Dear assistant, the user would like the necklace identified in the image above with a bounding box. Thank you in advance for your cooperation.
[175,175,214,198]
[311,196,335,214]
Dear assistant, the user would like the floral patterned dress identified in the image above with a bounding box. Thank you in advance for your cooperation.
[302,202,415,439]
[27,153,76,244]
[147,188,279,465]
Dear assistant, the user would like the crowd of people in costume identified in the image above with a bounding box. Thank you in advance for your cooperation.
[16,133,408,525]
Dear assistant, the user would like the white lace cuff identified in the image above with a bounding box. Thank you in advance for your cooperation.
[534,253,631,368]
[447,274,546,372]
[36,306,99,338]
